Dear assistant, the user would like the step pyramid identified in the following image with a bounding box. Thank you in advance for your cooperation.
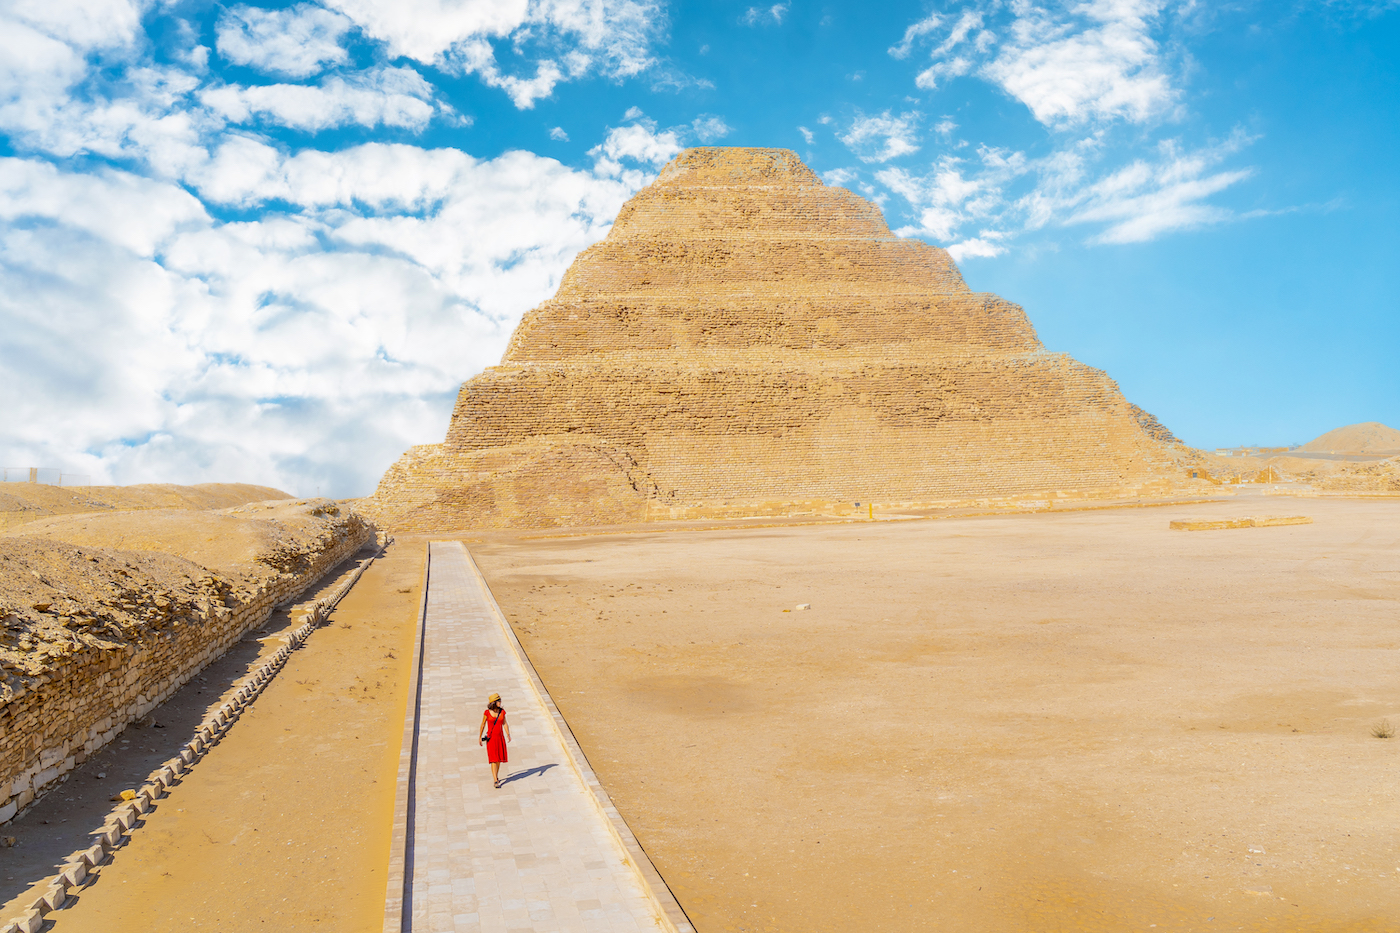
[369,148,1189,530]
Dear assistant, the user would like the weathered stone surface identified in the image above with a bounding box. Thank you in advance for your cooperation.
[0,501,373,824]
[368,147,1192,531]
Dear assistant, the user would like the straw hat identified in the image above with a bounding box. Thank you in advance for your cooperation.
[487,692,501,705]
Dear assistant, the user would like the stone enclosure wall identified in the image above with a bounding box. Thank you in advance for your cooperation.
[0,521,372,824]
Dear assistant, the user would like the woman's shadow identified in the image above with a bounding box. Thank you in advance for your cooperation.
[498,763,558,787]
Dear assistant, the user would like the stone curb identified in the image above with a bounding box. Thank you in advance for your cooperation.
[457,542,696,933]
[381,542,431,933]
[0,540,390,933]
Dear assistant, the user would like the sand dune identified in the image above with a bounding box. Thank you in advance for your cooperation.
[1297,421,1400,454]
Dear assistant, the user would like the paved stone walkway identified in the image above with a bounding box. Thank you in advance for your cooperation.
[398,541,678,933]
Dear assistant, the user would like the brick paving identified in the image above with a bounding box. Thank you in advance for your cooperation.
[397,541,674,933]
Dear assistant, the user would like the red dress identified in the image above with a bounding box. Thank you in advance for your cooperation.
[483,709,507,763]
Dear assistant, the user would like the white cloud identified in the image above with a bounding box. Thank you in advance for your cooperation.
[0,157,208,255]
[839,110,921,163]
[876,4,1248,253]
[690,114,731,143]
[589,119,683,185]
[823,167,859,187]
[986,0,1176,126]
[0,1,184,164]
[0,20,90,126]
[549,126,570,141]
[200,67,438,133]
[323,0,665,107]
[1319,0,1400,16]
[879,157,987,240]
[649,66,715,92]
[0,144,651,496]
[946,236,1006,261]
[889,13,943,59]
[3,0,146,52]
[894,1,1178,127]
[454,41,565,109]
[741,4,789,26]
[915,55,974,90]
[1066,135,1255,243]
[0,63,214,180]
[876,126,1254,249]
[216,4,353,78]
[798,125,814,144]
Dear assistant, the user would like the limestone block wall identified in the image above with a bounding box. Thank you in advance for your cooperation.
[0,522,372,824]
[504,294,1041,360]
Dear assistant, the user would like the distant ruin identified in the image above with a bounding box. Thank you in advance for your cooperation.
[369,147,1193,531]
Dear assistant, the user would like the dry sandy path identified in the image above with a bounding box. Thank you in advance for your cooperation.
[469,495,1400,933]
[23,541,423,932]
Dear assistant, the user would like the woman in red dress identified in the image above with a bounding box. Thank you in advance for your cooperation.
[479,692,511,788]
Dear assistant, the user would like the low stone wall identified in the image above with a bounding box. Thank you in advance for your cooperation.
[0,522,373,825]
[2,540,387,933]
[1169,516,1312,531]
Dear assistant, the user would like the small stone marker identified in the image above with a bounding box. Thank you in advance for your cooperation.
[795,603,811,611]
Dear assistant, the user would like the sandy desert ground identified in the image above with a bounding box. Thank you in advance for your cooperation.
[464,492,1400,932]
[5,492,1397,932]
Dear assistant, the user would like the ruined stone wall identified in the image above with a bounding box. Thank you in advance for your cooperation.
[1319,459,1400,492]
[0,522,371,824]
[369,147,1190,531]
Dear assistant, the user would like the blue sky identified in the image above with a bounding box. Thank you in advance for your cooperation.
[1,0,1396,496]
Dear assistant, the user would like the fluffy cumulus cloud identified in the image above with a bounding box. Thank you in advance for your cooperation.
[893,0,1178,127]
[0,146,651,495]
[325,0,666,107]
[0,0,688,495]
[200,66,439,133]
[586,109,737,184]
[840,110,922,163]
[216,4,354,78]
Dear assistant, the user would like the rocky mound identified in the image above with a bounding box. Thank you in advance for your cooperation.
[369,147,1193,532]
[1297,421,1400,455]
[1,499,366,695]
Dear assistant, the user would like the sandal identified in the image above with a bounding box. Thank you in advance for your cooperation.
[494,779,501,789]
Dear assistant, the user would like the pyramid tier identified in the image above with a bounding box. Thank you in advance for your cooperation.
[372,441,657,531]
[443,355,1153,456]
[375,393,1169,530]
[505,293,1041,361]
[652,147,824,188]
[611,184,893,240]
[556,236,967,298]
